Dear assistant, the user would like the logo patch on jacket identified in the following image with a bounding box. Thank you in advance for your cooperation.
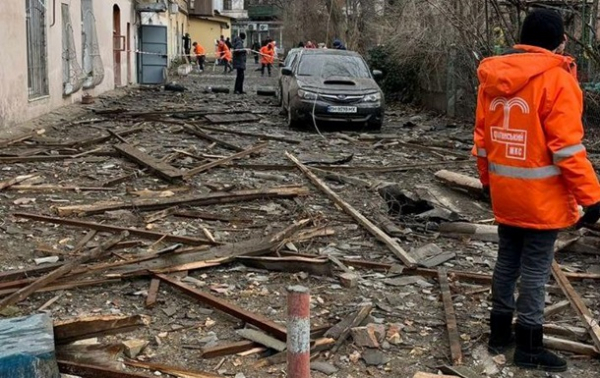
[490,97,529,160]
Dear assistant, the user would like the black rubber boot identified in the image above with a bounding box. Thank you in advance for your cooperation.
[488,312,515,354]
[514,323,567,372]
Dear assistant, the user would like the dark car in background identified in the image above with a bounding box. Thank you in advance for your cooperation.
[280,49,384,130]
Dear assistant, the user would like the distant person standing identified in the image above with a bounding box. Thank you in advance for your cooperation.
[232,32,247,94]
[333,39,347,50]
[305,41,316,49]
[183,33,192,62]
[252,41,261,64]
[225,37,233,49]
[217,40,233,74]
[260,40,274,77]
[193,42,206,71]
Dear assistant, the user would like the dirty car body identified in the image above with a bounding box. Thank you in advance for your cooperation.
[280,49,384,130]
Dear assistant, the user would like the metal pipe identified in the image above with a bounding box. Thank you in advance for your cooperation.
[50,0,56,27]
[287,285,310,378]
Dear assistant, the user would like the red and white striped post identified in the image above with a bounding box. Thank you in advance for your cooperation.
[287,285,311,378]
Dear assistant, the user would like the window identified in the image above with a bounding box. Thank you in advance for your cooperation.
[298,55,371,78]
[26,0,49,99]
[224,0,232,10]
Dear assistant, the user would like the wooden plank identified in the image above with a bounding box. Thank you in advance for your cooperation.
[551,260,600,352]
[71,124,146,148]
[204,113,260,124]
[236,328,287,351]
[253,338,335,368]
[434,170,483,197]
[0,174,38,191]
[124,359,223,378]
[184,143,268,179]
[114,143,183,182]
[0,232,128,311]
[0,278,120,297]
[174,210,253,223]
[8,185,117,192]
[228,160,471,173]
[183,124,244,152]
[200,341,258,359]
[58,360,154,378]
[198,125,301,144]
[543,324,588,340]
[54,314,150,344]
[55,185,307,216]
[331,304,373,353]
[543,336,599,357]
[544,300,572,318]
[14,212,213,245]
[438,223,499,243]
[145,278,160,308]
[438,268,463,365]
[157,274,287,340]
[286,152,417,267]
[236,256,333,276]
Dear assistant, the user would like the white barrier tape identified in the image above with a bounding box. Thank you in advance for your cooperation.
[131,48,282,61]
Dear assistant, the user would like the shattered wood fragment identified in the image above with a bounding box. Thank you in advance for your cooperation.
[107,129,129,144]
[14,213,213,245]
[184,143,268,179]
[145,207,179,224]
[543,324,588,340]
[157,274,287,340]
[339,272,359,288]
[434,170,483,197]
[236,256,333,276]
[0,264,63,283]
[0,129,43,148]
[183,124,244,152]
[438,268,463,365]
[413,373,460,378]
[543,336,599,357]
[544,300,571,318]
[54,314,150,344]
[197,125,301,144]
[252,338,335,368]
[436,365,480,378]
[71,230,98,253]
[0,278,120,297]
[124,359,224,378]
[350,324,382,348]
[286,152,417,267]
[551,260,600,351]
[58,360,155,378]
[331,304,373,353]
[0,174,38,191]
[204,112,260,124]
[236,328,287,351]
[54,186,307,216]
[0,232,128,311]
[419,251,456,269]
[438,223,499,243]
[71,124,146,149]
[8,185,117,192]
[229,160,470,173]
[0,151,117,163]
[374,213,404,236]
[200,341,258,359]
[145,279,160,308]
[114,143,183,182]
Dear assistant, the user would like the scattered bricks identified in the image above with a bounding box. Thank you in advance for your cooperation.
[386,323,404,345]
[122,339,149,359]
[339,272,358,288]
[350,324,385,348]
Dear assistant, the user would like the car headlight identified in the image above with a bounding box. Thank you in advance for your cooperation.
[298,89,318,100]
[363,92,381,102]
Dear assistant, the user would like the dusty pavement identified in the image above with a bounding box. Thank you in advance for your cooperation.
[0,63,599,378]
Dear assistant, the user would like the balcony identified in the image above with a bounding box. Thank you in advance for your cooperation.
[247,5,281,20]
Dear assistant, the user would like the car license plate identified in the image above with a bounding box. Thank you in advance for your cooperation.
[327,106,357,113]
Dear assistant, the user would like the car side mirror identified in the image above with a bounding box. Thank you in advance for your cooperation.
[279,62,284,68]
[372,70,383,80]
[281,67,293,76]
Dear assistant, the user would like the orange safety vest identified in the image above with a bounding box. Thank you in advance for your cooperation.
[260,46,274,64]
[194,44,205,56]
[473,44,600,229]
[218,42,232,62]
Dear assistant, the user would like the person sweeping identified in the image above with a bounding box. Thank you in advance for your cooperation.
[473,8,600,372]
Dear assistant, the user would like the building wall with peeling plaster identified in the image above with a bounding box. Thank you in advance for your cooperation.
[0,0,138,132]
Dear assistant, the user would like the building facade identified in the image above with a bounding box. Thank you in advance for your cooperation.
[0,0,138,130]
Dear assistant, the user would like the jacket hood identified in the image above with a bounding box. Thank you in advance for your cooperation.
[478,45,574,97]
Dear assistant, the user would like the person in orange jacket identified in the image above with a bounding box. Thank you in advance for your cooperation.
[473,9,600,372]
[260,40,275,77]
[193,42,206,71]
[217,40,233,74]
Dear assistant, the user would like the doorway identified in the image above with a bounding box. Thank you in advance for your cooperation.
[113,4,121,87]
[127,22,131,84]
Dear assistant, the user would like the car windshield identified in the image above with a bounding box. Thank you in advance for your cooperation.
[297,55,371,78]
[284,50,300,67]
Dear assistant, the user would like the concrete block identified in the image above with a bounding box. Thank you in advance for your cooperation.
[0,314,60,378]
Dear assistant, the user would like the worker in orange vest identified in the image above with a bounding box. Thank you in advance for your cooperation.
[193,42,206,71]
[260,39,275,77]
[473,9,600,372]
[217,40,233,74]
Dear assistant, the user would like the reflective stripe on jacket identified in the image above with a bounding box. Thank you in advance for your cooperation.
[473,44,600,229]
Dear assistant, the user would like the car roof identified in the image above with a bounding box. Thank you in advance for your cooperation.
[299,49,362,57]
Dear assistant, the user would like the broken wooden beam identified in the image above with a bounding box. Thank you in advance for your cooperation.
[286,152,417,267]
[438,268,463,365]
[438,223,499,243]
[54,314,150,344]
[197,125,302,144]
[54,186,308,216]
[543,336,599,357]
[200,341,258,359]
[237,328,286,351]
[184,143,268,179]
[551,260,600,352]
[114,143,183,182]
[13,213,213,245]
[124,359,223,378]
[0,232,128,311]
[236,256,333,276]
[331,304,373,353]
[0,278,120,297]
[253,338,335,368]
[0,129,44,148]
[145,278,160,308]
[183,124,244,152]
[229,160,471,173]
[71,124,145,149]
[0,174,38,191]
[544,300,572,318]
[434,170,483,197]
[157,274,287,340]
[7,185,117,192]
[58,360,154,378]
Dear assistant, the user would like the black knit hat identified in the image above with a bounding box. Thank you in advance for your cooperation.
[520,8,565,51]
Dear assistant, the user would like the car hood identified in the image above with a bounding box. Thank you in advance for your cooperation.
[297,76,379,94]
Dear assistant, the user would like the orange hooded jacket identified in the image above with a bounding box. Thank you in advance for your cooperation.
[473,44,600,229]
[260,45,274,65]
[218,41,232,62]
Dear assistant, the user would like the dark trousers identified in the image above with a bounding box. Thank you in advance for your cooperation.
[254,55,259,64]
[261,63,272,76]
[223,61,233,73]
[235,69,245,93]
[492,225,557,327]
[196,56,205,70]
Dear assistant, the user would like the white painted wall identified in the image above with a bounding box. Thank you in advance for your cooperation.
[0,0,138,131]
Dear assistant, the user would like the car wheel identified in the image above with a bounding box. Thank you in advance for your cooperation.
[277,84,283,107]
